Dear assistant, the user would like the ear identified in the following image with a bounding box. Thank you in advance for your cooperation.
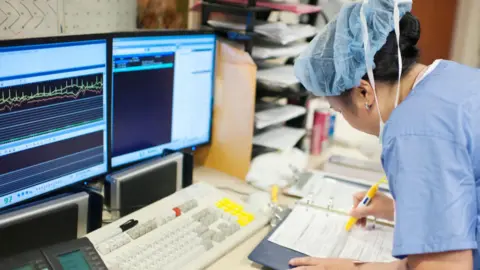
[351,79,376,110]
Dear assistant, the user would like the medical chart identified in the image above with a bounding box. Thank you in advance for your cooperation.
[268,205,396,263]
[286,173,393,214]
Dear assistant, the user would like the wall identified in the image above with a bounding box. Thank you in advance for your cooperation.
[450,0,480,67]
[0,0,136,39]
[412,0,458,65]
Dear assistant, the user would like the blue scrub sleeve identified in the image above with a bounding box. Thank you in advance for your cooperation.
[382,135,477,258]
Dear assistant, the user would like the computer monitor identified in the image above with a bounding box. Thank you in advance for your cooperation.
[0,36,108,209]
[111,31,216,168]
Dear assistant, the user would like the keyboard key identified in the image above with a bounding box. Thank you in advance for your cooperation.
[196,225,208,235]
[213,231,226,243]
[97,243,111,255]
[202,240,214,250]
[201,230,215,240]
[172,207,182,217]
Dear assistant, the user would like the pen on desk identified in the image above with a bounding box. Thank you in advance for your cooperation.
[345,177,387,232]
[120,219,138,231]
[271,185,279,204]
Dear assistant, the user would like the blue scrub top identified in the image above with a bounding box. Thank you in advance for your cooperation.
[381,60,480,267]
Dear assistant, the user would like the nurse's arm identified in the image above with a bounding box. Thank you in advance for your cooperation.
[356,250,472,270]
[406,250,473,270]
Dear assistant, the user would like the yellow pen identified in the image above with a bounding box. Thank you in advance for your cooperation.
[345,177,387,231]
[271,185,279,204]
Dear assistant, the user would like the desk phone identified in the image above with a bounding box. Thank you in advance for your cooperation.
[0,238,106,270]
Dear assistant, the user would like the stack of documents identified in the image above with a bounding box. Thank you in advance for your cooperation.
[256,65,299,88]
[252,42,308,60]
[207,21,316,45]
[255,104,306,129]
[323,155,386,186]
[255,22,317,45]
[253,126,306,151]
[268,205,396,263]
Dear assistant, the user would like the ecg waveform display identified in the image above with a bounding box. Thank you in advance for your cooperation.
[0,73,105,145]
[0,73,103,114]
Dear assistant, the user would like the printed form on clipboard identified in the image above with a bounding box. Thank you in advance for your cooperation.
[285,171,390,213]
[269,173,396,263]
[268,204,396,263]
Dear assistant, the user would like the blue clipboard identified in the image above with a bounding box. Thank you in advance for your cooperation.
[248,209,306,270]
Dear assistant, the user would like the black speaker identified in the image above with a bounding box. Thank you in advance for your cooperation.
[181,151,194,188]
[105,152,189,218]
[163,149,194,188]
[0,192,91,259]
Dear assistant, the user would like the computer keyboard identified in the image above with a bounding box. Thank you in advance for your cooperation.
[87,182,272,270]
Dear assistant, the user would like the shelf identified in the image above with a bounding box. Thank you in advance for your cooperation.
[192,0,322,15]
[201,1,271,15]
[201,25,255,41]
[253,126,306,151]
[255,104,306,130]
[256,83,310,99]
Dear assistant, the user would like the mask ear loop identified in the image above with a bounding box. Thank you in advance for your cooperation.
[393,0,402,108]
[360,1,385,137]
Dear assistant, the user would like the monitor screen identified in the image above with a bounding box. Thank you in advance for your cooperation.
[0,39,108,209]
[111,33,215,168]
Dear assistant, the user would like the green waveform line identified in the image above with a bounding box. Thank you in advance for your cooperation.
[0,76,103,112]
[0,118,103,145]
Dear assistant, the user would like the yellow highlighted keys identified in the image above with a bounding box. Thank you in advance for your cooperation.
[215,198,255,226]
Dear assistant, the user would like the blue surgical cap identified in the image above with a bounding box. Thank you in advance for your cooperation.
[294,0,413,96]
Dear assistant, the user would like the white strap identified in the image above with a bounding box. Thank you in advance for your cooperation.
[360,1,381,121]
[393,0,402,107]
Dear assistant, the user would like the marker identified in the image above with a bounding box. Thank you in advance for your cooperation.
[345,177,387,231]
[94,219,139,245]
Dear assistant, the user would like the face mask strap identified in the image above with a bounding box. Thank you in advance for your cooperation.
[360,1,383,135]
[393,0,402,108]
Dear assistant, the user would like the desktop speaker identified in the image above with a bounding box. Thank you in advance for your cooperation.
[0,192,90,259]
[105,152,191,218]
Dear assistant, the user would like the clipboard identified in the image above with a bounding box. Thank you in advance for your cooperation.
[284,170,390,203]
[248,209,307,270]
[248,191,395,269]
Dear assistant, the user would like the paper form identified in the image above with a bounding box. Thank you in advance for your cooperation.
[296,175,368,212]
[268,205,396,263]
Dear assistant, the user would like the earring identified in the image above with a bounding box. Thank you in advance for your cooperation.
[365,103,371,110]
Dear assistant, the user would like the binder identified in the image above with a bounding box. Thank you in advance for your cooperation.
[248,209,306,270]
[249,177,395,270]
[284,171,390,208]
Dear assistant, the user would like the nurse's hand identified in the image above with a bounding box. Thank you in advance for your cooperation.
[350,191,394,227]
[289,257,356,270]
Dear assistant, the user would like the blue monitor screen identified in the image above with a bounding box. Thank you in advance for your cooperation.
[0,40,108,209]
[111,34,216,168]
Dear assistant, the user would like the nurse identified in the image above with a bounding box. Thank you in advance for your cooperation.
[290,0,480,269]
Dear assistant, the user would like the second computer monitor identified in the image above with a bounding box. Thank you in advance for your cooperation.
[111,32,216,168]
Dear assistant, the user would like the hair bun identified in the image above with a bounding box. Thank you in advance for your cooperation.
[399,12,421,47]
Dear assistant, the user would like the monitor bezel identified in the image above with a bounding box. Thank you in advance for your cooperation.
[109,30,216,169]
[0,33,111,210]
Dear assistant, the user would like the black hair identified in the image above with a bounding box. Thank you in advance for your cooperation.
[363,12,421,83]
[340,12,420,107]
